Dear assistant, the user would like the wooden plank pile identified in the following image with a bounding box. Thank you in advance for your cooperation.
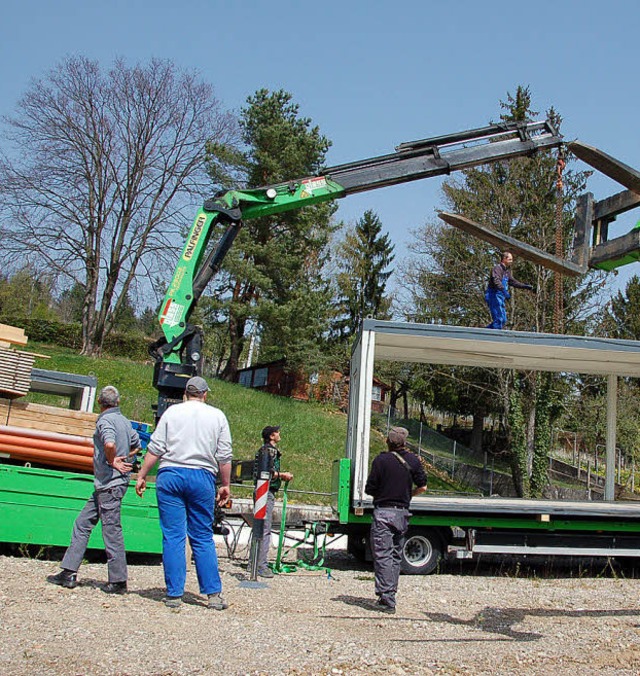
[0,399,97,438]
[0,323,98,472]
[0,324,37,398]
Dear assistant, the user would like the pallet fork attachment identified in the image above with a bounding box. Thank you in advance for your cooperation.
[569,141,640,271]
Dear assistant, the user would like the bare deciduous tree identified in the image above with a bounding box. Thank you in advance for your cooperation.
[0,56,238,355]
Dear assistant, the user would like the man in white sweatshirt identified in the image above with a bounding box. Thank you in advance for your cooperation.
[136,376,232,610]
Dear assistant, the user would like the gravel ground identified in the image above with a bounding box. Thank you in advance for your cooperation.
[1,547,640,676]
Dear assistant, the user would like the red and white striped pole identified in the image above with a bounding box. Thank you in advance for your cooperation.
[249,447,271,581]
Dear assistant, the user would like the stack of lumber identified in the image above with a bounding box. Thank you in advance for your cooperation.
[0,399,97,438]
[0,324,36,398]
[0,425,93,472]
[0,323,97,472]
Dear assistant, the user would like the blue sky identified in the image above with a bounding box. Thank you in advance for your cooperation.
[2,0,639,292]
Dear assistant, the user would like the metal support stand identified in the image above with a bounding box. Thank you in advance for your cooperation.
[271,483,333,576]
[239,447,270,589]
[605,374,617,501]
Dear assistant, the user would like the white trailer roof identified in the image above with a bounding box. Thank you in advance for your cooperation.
[363,320,640,377]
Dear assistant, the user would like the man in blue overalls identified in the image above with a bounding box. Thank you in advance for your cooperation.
[485,251,534,329]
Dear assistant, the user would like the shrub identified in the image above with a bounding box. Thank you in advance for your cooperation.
[0,316,152,360]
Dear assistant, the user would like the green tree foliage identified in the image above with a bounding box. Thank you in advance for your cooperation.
[565,375,640,486]
[616,383,640,470]
[601,274,640,340]
[137,307,161,337]
[508,386,530,497]
[585,275,640,471]
[531,373,555,498]
[56,283,85,324]
[0,267,57,321]
[333,209,395,343]
[110,292,138,333]
[205,89,337,380]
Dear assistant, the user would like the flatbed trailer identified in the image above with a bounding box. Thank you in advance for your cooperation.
[5,320,640,573]
[329,320,640,574]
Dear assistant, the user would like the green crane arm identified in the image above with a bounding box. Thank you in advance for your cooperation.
[151,119,563,418]
[156,177,346,346]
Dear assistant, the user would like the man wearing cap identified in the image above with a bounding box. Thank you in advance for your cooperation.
[135,376,232,610]
[365,426,427,613]
[253,425,293,578]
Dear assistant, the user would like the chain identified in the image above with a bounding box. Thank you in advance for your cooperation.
[554,146,566,333]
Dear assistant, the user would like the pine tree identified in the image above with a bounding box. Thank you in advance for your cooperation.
[333,209,395,342]
[205,89,337,380]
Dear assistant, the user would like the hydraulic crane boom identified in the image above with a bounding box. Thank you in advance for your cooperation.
[150,119,563,418]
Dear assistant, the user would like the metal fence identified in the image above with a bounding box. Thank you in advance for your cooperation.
[372,408,513,496]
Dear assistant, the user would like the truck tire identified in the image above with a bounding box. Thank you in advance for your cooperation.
[401,528,442,575]
[347,531,369,562]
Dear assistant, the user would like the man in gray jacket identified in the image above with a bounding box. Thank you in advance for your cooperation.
[47,386,140,594]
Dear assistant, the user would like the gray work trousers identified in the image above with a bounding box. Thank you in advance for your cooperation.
[370,507,409,608]
[61,483,129,583]
[257,491,276,572]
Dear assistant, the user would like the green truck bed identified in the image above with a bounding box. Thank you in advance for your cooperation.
[0,464,162,554]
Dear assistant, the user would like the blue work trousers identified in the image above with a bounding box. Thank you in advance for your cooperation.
[485,288,508,330]
[156,467,222,598]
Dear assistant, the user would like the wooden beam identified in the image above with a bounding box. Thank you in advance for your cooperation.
[594,189,640,221]
[573,193,594,266]
[438,212,586,276]
[0,324,28,347]
[569,141,640,194]
[590,229,640,270]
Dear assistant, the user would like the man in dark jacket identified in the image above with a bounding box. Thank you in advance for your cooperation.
[365,426,427,613]
[485,251,534,329]
[254,425,293,578]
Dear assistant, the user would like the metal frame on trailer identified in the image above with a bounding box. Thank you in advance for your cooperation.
[348,319,640,506]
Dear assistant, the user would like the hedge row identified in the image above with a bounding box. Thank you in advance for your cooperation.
[0,316,153,361]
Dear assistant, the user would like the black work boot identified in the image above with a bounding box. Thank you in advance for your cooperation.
[102,581,127,594]
[376,597,396,614]
[47,569,78,589]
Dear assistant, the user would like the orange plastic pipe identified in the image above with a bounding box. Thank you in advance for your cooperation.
[0,433,94,457]
[0,444,93,470]
[0,425,92,446]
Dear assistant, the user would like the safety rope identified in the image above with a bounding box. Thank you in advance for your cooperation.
[554,146,566,333]
[270,481,332,576]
